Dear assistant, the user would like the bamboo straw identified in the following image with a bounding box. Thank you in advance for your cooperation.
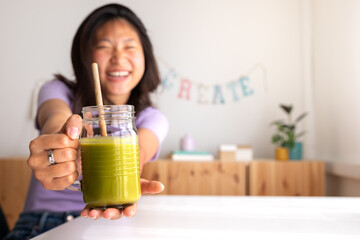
[91,63,107,136]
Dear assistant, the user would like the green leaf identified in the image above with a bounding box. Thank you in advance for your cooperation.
[280,104,292,114]
[272,134,284,146]
[295,112,308,123]
[287,131,295,149]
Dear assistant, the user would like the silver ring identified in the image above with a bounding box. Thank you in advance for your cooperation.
[48,149,56,165]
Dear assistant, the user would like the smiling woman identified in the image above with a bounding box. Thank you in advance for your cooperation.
[3,3,169,240]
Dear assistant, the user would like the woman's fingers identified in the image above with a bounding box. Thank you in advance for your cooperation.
[82,207,103,220]
[45,171,79,190]
[28,136,79,169]
[88,208,105,220]
[28,135,80,191]
[81,206,91,218]
[140,178,165,195]
[32,147,78,168]
[51,148,78,164]
[81,206,124,220]
[123,203,137,217]
[59,114,83,140]
[81,204,137,220]
[103,208,124,219]
[29,134,79,155]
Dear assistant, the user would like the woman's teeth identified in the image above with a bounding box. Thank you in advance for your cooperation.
[108,71,129,77]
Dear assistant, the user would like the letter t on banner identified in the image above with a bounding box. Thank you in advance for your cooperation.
[177,78,192,100]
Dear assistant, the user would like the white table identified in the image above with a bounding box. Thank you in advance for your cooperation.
[32,196,360,240]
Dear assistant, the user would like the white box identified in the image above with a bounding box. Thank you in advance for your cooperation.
[236,145,253,161]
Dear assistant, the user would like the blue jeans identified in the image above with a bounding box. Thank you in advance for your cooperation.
[3,211,80,240]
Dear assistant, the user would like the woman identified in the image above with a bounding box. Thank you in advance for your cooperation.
[4,3,168,240]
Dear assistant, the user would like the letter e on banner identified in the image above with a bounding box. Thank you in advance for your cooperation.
[198,84,211,104]
[239,76,254,97]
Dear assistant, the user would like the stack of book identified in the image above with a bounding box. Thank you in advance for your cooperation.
[171,150,214,161]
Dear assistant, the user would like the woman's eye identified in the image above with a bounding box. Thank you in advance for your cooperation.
[96,45,109,49]
[125,45,136,50]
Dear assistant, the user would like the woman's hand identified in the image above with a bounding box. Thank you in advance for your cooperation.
[80,179,164,219]
[27,114,82,190]
[28,112,164,219]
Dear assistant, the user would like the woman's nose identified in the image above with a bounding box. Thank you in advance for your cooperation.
[110,49,125,64]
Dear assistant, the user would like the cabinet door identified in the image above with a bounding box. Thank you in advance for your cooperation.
[141,160,247,195]
[249,161,324,196]
[0,158,31,230]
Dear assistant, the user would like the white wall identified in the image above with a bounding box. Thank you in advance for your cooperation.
[312,0,360,162]
[1,0,357,162]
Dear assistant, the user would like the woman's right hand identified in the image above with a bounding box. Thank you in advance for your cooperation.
[27,114,83,190]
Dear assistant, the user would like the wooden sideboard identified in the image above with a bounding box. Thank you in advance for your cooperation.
[0,157,324,230]
[141,160,325,196]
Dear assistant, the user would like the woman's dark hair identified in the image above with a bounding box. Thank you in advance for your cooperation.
[56,3,160,115]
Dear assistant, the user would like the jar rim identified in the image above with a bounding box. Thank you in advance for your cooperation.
[82,105,134,113]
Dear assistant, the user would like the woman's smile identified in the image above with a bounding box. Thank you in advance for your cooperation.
[106,70,131,82]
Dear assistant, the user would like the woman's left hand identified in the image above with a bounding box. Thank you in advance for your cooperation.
[80,178,164,219]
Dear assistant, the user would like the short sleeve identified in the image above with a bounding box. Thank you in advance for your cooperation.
[135,107,169,160]
[38,79,73,108]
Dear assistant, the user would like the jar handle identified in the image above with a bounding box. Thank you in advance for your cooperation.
[67,180,81,192]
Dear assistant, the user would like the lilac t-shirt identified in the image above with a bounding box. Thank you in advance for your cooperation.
[24,79,169,212]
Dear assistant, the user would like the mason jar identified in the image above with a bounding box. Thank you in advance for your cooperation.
[80,105,140,208]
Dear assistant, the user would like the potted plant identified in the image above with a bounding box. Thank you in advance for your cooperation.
[271,104,307,160]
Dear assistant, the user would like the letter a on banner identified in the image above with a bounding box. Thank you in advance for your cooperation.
[178,78,192,100]
[213,85,225,104]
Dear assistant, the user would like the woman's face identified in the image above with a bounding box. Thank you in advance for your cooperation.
[92,19,145,104]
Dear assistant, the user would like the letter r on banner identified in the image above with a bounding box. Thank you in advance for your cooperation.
[177,78,192,100]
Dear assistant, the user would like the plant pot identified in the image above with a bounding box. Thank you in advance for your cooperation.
[289,142,303,160]
[275,147,288,161]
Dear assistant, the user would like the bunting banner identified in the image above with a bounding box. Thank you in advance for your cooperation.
[157,59,267,105]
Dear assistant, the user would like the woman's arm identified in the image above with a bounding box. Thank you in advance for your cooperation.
[37,99,73,134]
[138,128,159,170]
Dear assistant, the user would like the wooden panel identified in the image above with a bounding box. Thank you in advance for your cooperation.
[141,160,246,195]
[0,157,31,230]
[249,161,325,196]
[216,162,247,195]
[141,160,169,195]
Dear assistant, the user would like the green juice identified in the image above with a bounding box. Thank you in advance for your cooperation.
[80,136,141,208]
